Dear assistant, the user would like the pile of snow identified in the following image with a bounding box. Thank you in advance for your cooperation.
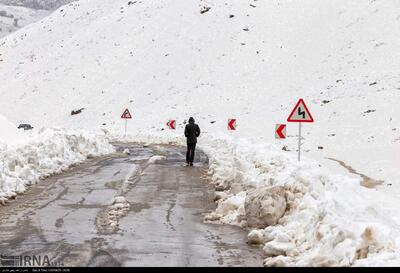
[0,120,114,203]
[245,186,287,229]
[201,135,400,267]
[108,195,130,228]
[112,131,400,266]
[97,195,130,233]
[148,155,166,164]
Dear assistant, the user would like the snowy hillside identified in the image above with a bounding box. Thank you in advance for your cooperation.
[0,4,49,38]
[0,0,75,38]
[0,0,400,266]
[0,0,399,184]
[0,0,73,10]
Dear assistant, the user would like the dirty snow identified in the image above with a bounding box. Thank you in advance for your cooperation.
[96,195,131,233]
[148,155,166,164]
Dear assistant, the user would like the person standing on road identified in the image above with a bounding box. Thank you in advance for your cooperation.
[184,117,200,166]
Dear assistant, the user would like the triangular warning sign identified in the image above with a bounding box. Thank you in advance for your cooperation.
[121,108,132,119]
[287,99,314,122]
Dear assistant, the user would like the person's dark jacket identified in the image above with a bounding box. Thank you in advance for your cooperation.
[185,119,200,144]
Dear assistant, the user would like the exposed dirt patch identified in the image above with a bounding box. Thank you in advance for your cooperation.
[327,158,384,188]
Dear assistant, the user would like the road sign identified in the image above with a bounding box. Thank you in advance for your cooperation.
[121,108,132,136]
[286,99,314,161]
[287,98,314,123]
[121,108,132,119]
[228,119,236,130]
[275,124,286,139]
[167,120,176,130]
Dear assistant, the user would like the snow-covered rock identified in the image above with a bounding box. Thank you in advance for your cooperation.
[245,186,287,229]
[248,229,267,245]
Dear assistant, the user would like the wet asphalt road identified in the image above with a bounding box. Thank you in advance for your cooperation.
[0,144,261,267]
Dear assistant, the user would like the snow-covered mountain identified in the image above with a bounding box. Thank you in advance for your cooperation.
[0,4,49,38]
[0,0,73,10]
[1,0,400,266]
[0,0,75,38]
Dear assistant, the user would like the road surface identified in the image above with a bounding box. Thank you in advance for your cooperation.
[0,144,261,267]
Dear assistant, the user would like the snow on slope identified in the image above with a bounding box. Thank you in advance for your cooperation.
[0,113,28,144]
[0,0,400,266]
[0,0,74,10]
[0,4,49,38]
[0,0,76,39]
[0,0,398,184]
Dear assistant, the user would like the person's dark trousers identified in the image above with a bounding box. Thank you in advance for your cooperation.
[186,143,196,164]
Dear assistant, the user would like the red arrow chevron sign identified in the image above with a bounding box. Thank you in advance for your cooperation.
[228,119,237,130]
[275,124,286,139]
[121,108,132,119]
[167,120,176,130]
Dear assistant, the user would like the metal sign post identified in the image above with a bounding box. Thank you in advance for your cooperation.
[287,99,314,162]
[228,118,237,183]
[298,123,301,161]
[121,108,132,136]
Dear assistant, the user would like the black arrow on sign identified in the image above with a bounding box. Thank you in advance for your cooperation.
[298,107,306,119]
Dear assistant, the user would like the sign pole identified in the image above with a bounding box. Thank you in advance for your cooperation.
[232,128,236,184]
[298,123,301,161]
[125,119,128,136]
[121,108,132,136]
[287,98,313,162]
[228,119,236,183]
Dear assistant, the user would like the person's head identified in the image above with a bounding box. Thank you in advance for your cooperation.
[188,117,195,124]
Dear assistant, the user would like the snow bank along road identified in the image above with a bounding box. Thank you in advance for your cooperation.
[0,143,261,267]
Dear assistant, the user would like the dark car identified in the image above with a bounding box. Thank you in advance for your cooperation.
[17,124,34,131]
